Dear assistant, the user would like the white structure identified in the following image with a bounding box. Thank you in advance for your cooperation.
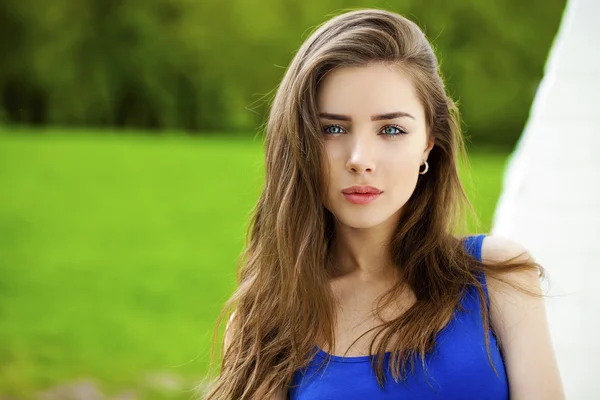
[492,0,600,398]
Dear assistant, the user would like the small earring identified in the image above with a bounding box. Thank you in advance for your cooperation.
[419,160,429,175]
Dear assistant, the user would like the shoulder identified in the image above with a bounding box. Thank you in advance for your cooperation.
[479,235,543,329]
[480,236,564,398]
[481,235,541,290]
[481,235,530,264]
[480,235,542,320]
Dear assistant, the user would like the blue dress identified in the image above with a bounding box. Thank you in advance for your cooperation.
[289,234,509,399]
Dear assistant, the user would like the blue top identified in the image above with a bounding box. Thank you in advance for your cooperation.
[288,234,508,399]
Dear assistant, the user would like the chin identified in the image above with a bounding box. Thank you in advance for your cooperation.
[333,210,391,230]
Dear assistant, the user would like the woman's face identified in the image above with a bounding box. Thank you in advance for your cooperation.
[317,62,433,229]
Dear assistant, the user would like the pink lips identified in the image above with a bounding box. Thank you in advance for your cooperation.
[341,185,382,205]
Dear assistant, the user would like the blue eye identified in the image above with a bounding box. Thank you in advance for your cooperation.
[380,125,406,136]
[323,125,346,135]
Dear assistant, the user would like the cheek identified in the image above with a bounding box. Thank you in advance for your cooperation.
[323,142,343,162]
[385,144,422,171]
[383,146,422,195]
[322,145,343,180]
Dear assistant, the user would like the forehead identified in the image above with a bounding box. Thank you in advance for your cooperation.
[316,63,424,121]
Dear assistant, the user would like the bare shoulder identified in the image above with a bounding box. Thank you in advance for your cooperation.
[481,235,541,292]
[481,235,528,259]
[480,235,564,399]
[480,235,543,328]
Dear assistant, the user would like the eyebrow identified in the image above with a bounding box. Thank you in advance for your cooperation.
[318,111,416,121]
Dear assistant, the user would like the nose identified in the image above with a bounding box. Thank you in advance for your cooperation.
[345,135,375,174]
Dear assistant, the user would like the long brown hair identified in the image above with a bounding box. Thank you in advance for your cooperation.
[204,8,541,399]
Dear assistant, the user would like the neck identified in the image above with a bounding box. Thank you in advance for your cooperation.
[328,213,401,283]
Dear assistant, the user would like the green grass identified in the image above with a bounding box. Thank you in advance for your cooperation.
[0,128,511,399]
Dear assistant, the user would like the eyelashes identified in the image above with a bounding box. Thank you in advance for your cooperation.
[381,125,407,136]
[322,124,408,136]
[323,125,346,135]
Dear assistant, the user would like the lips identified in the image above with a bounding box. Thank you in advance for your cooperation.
[341,185,382,194]
[341,186,382,205]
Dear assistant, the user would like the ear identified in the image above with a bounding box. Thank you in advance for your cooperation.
[423,136,435,161]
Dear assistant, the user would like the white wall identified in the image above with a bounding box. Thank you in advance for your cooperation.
[492,0,600,398]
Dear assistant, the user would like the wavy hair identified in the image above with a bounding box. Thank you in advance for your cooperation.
[204,8,541,399]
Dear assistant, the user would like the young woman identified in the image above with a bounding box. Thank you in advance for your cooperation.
[205,9,564,400]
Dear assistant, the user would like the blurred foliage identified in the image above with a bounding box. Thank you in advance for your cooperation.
[1,0,565,146]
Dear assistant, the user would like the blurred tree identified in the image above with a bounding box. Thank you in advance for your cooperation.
[0,0,566,145]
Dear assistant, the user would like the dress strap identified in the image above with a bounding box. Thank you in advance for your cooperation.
[463,234,486,262]
[463,234,490,307]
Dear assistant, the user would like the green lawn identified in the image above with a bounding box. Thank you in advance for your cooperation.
[0,128,510,399]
